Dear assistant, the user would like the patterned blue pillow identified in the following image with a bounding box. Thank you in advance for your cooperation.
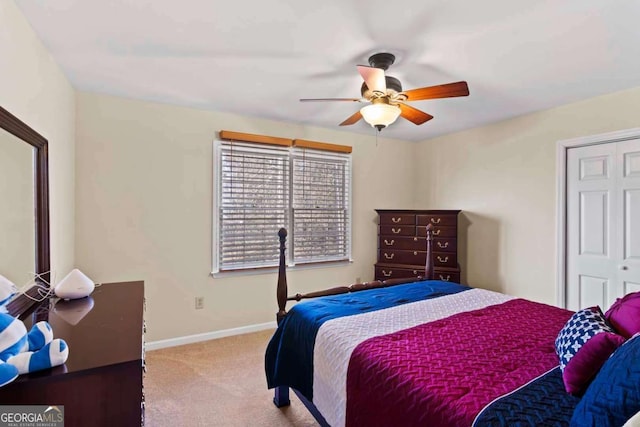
[570,334,640,426]
[555,306,625,394]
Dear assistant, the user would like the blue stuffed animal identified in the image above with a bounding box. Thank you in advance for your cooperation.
[0,275,69,386]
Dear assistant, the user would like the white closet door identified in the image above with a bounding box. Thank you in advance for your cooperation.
[567,143,617,311]
[566,138,640,311]
[617,139,640,298]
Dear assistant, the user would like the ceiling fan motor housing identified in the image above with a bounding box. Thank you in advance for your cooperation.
[361,53,402,97]
[361,76,403,97]
[368,52,396,70]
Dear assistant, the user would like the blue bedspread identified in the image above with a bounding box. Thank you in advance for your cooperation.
[473,367,580,427]
[264,280,470,400]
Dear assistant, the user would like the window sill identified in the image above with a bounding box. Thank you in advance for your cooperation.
[211,259,353,279]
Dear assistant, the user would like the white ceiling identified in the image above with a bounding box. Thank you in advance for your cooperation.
[14,0,640,141]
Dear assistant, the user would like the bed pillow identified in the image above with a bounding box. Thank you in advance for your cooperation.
[555,306,626,395]
[605,292,640,339]
[570,334,640,427]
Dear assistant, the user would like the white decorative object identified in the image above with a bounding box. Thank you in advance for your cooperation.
[54,269,95,300]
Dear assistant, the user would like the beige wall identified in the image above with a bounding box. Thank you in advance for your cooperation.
[0,1,75,283]
[75,92,416,341]
[416,86,640,305]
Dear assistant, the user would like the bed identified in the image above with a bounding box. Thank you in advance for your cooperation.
[265,227,640,427]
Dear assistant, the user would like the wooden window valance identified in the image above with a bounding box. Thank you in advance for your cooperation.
[293,139,352,154]
[219,130,352,153]
[218,130,292,147]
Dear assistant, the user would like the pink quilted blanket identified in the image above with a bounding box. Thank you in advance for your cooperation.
[345,299,573,427]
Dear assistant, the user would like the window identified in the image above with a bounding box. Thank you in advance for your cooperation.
[291,148,350,264]
[213,139,351,273]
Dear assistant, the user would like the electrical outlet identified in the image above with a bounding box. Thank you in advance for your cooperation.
[195,296,204,310]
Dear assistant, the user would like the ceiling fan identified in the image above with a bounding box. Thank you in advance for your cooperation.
[301,52,469,131]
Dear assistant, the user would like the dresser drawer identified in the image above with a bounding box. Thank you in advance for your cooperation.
[379,236,425,251]
[379,213,416,226]
[416,214,457,227]
[433,269,461,283]
[378,249,426,265]
[434,252,457,268]
[374,265,459,283]
[375,264,424,280]
[379,250,456,267]
[379,236,454,253]
[417,225,456,237]
[432,252,458,268]
[434,237,457,253]
[379,225,415,236]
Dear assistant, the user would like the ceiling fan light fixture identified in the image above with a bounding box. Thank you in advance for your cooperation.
[360,103,401,131]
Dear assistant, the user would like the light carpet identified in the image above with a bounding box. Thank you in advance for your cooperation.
[144,329,318,426]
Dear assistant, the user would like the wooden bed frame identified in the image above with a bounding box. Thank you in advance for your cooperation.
[272,223,437,422]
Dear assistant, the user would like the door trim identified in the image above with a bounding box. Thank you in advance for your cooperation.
[556,127,640,308]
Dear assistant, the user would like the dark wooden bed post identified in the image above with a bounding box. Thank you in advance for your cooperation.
[274,228,291,407]
[425,223,434,280]
[276,228,288,324]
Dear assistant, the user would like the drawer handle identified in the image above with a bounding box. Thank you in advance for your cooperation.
[431,218,441,224]
[437,255,449,263]
[439,274,451,281]
[391,217,402,223]
[384,253,395,260]
[382,270,392,277]
[413,251,418,256]
[384,239,395,246]
[413,237,418,242]
[437,242,449,249]
[433,229,441,236]
[391,228,401,234]
[413,270,418,275]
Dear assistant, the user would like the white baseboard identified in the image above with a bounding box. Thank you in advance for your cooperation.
[145,321,277,351]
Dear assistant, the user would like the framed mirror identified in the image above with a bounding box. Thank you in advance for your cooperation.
[0,106,50,316]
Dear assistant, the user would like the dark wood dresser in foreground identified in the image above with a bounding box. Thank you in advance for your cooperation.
[0,281,145,426]
[375,209,462,283]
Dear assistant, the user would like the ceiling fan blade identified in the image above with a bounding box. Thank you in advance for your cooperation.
[398,103,434,125]
[357,65,386,93]
[300,98,362,102]
[403,81,469,101]
[339,110,363,126]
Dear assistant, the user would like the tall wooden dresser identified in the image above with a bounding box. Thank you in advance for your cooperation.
[375,209,462,283]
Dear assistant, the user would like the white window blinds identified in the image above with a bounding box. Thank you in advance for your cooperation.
[217,142,290,271]
[214,140,351,273]
[292,148,350,263]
